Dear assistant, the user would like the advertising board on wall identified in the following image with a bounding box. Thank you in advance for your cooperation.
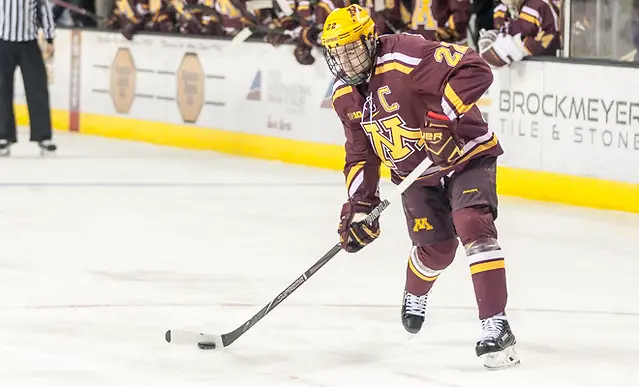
[177,53,206,123]
[484,62,639,184]
[82,32,227,126]
[110,48,136,114]
[12,29,639,211]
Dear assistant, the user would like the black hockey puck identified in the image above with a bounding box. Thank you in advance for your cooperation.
[198,341,216,350]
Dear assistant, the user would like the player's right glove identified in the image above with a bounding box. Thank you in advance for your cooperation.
[421,111,464,167]
[338,199,381,253]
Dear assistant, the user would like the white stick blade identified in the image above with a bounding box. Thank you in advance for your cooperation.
[165,329,224,349]
[275,0,293,15]
[246,0,273,11]
[230,27,253,45]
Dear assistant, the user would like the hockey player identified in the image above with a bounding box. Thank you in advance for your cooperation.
[174,0,224,36]
[215,0,262,36]
[105,0,156,40]
[359,0,409,36]
[293,0,350,65]
[409,0,471,43]
[478,0,560,67]
[263,1,305,54]
[322,5,518,369]
[149,1,179,34]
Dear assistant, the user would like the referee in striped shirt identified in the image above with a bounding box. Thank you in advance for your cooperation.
[0,0,57,156]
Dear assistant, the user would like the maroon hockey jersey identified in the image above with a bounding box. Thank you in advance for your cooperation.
[410,0,470,41]
[494,0,561,55]
[331,34,502,203]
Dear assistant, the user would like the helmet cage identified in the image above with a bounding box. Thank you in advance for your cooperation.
[323,33,377,86]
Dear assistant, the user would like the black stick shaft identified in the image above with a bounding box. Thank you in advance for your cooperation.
[219,201,393,346]
[221,244,342,346]
[52,0,105,20]
[214,157,436,348]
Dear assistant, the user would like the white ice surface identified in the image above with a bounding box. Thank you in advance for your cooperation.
[0,130,638,387]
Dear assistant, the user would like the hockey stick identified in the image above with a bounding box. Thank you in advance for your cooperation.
[384,19,400,34]
[51,0,105,21]
[165,155,437,350]
[197,0,302,45]
[230,23,299,45]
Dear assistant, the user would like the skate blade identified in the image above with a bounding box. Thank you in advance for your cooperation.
[480,346,520,370]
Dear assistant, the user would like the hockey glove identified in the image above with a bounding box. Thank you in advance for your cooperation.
[421,112,464,167]
[338,199,381,253]
[301,25,322,47]
[265,32,290,47]
[478,29,499,54]
[121,21,144,41]
[435,26,461,43]
[294,45,316,65]
[478,30,529,67]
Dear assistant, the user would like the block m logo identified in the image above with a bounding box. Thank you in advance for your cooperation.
[413,218,434,232]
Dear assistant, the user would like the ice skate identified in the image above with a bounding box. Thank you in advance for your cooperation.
[0,139,11,157]
[475,313,520,370]
[401,290,428,334]
[38,140,57,156]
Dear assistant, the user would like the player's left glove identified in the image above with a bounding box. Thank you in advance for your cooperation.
[338,199,381,253]
[421,112,464,167]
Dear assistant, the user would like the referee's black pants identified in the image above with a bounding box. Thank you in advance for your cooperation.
[0,39,52,143]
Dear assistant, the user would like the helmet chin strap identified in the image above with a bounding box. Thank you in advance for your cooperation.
[360,35,378,85]
[365,40,378,84]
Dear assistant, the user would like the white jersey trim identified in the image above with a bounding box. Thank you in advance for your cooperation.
[348,169,364,198]
[332,79,347,94]
[441,99,457,120]
[521,5,541,20]
[376,52,422,67]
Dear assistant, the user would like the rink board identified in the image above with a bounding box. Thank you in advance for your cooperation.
[13,29,639,213]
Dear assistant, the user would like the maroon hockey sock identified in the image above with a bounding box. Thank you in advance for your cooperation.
[469,257,508,320]
[453,207,508,320]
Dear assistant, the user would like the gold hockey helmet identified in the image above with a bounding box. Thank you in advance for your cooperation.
[321,5,378,85]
